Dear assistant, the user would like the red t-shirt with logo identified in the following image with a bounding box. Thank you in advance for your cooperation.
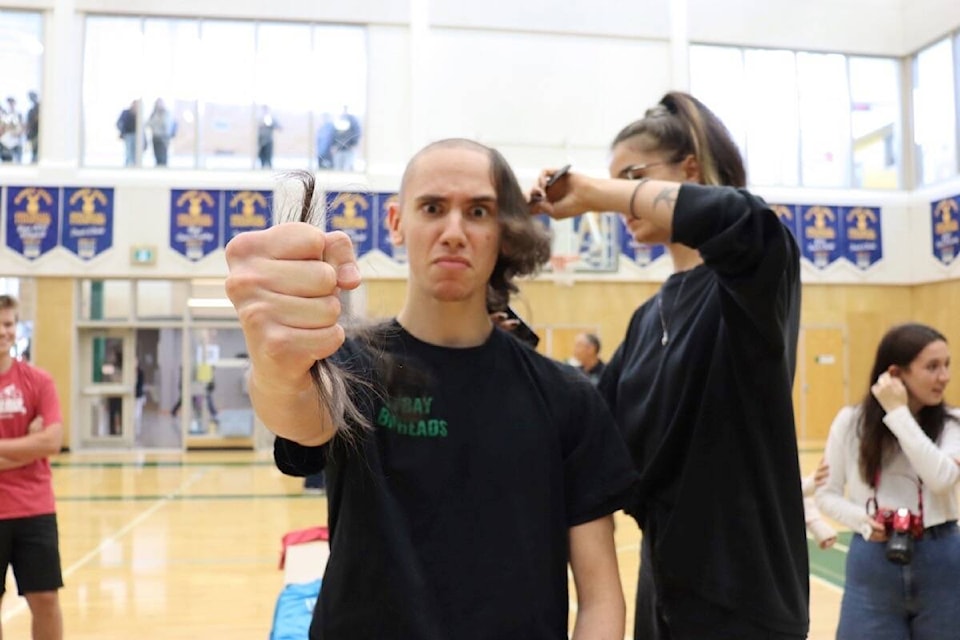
[0,360,62,519]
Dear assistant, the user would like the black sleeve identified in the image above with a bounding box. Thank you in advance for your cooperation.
[274,436,328,477]
[271,337,376,478]
[558,369,639,526]
[671,183,800,355]
[597,341,624,413]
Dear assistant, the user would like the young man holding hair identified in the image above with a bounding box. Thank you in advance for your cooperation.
[225,139,637,639]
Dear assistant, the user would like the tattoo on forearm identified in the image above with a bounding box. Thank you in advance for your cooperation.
[652,186,679,212]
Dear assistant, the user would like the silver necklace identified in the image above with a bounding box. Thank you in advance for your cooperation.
[656,273,687,346]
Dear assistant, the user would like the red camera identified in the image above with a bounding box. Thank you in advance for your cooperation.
[875,507,924,565]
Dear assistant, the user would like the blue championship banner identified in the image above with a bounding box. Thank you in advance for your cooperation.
[170,189,223,261]
[61,187,114,260]
[224,190,272,244]
[617,215,666,267]
[931,196,960,265]
[842,206,882,270]
[573,213,617,271]
[770,204,800,239]
[5,186,60,260]
[800,205,842,269]
[374,192,405,263]
[326,191,374,258]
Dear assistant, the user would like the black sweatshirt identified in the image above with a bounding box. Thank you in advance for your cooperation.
[599,183,809,635]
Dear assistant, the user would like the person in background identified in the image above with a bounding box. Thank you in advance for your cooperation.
[816,323,959,639]
[25,91,39,164]
[330,106,361,171]
[573,332,605,386]
[146,98,175,167]
[117,100,140,167]
[0,294,65,640]
[257,105,281,169]
[0,97,24,163]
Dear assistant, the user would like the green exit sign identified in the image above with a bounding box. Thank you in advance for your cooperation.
[130,245,157,265]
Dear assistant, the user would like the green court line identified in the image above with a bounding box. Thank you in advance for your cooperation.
[808,531,852,589]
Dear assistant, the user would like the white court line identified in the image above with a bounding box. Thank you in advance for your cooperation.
[811,574,844,595]
[1,469,207,625]
[807,532,850,553]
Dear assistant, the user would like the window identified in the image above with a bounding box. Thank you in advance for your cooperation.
[690,44,902,189]
[0,10,44,165]
[797,52,849,188]
[849,57,900,189]
[81,16,367,171]
[913,38,957,185]
[688,46,747,160]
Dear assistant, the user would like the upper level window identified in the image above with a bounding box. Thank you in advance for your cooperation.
[690,44,902,189]
[0,9,44,165]
[913,37,957,185]
[81,16,367,172]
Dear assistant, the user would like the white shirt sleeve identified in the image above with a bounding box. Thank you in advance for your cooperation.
[883,406,960,493]
[815,406,874,533]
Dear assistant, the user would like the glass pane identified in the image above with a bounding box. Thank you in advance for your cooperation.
[849,57,900,189]
[254,22,313,170]
[314,25,367,172]
[187,328,251,438]
[797,52,850,187]
[0,10,43,165]
[199,21,256,169]
[136,280,189,320]
[914,38,957,185]
[743,49,800,186]
[82,16,145,167]
[143,18,200,169]
[79,279,132,321]
[689,46,748,161]
[188,279,235,320]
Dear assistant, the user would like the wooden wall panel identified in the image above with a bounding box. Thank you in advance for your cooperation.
[33,278,75,448]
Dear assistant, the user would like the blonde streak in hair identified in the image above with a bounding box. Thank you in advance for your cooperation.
[677,95,721,186]
[275,172,372,439]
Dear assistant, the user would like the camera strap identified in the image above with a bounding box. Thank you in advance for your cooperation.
[868,470,925,528]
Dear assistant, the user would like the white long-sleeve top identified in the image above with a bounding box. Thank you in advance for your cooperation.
[815,405,960,536]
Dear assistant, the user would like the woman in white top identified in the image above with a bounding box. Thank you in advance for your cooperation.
[816,322,960,640]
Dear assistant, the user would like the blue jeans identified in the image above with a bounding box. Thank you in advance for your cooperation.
[838,523,960,640]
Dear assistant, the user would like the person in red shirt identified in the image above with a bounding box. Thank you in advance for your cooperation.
[0,294,64,640]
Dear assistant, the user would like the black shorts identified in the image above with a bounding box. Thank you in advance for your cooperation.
[0,513,64,596]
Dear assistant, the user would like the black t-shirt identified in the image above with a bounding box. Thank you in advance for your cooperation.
[599,184,808,636]
[579,360,606,386]
[275,322,637,640]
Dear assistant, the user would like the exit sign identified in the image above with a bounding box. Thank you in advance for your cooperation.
[130,245,157,265]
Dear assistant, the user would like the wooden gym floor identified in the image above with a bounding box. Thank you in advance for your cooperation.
[1,448,843,639]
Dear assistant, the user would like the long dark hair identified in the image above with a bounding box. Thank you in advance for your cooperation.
[858,323,952,485]
[611,91,746,188]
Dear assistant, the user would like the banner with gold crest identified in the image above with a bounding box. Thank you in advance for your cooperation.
[799,205,842,269]
[224,190,272,244]
[325,191,374,257]
[931,196,960,266]
[169,189,223,261]
[61,187,114,260]
[841,206,882,269]
[770,204,800,239]
[4,186,60,260]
